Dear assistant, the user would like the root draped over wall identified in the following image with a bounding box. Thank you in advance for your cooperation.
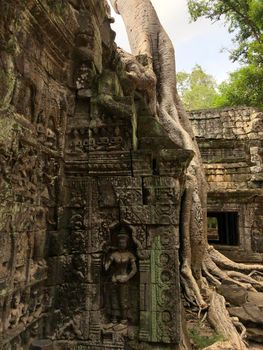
[109,1,263,349]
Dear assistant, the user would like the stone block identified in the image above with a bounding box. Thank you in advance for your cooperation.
[30,339,53,350]
[217,281,248,306]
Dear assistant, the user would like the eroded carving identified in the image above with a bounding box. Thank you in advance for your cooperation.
[104,226,137,332]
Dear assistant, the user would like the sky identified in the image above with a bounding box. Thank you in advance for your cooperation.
[109,0,241,83]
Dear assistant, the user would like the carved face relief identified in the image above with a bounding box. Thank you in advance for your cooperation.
[70,214,84,231]
[75,30,94,50]
[117,235,129,251]
[100,79,113,95]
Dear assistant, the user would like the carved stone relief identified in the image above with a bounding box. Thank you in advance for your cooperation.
[103,225,138,332]
[0,1,189,349]
[149,228,180,344]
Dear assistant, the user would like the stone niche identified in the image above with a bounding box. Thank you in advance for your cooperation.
[53,172,185,349]
[0,0,192,349]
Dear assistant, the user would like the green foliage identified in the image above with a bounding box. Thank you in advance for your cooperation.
[214,65,263,109]
[177,65,220,110]
[189,327,225,349]
[186,0,263,110]
[177,64,263,111]
[187,0,263,66]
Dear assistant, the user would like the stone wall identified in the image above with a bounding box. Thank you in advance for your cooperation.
[0,1,191,349]
[2,1,261,348]
[51,5,191,347]
[0,0,78,347]
[190,107,263,262]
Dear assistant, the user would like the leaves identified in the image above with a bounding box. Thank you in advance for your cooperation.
[214,65,263,109]
[177,64,263,110]
[177,65,220,110]
[187,0,263,66]
[189,327,225,349]
[186,0,263,110]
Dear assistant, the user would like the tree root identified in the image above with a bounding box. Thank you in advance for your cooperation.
[181,245,263,350]
[231,317,247,342]
[226,271,263,291]
[208,246,263,272]
[181,264,208,309]
[249,270,263,279]
[208,292,247,350]
[110,2,262,349]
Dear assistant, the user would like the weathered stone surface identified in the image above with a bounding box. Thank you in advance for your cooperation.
[246,328,263,343]
[247,291,263,306]
[216,281,248,306]
[0,1,187,349]
[1,1,262,349]
[229,302,263,325]
[30,339,53,350]
[190,107,263,263]
[220,291,263,344]
[229,292,263,343]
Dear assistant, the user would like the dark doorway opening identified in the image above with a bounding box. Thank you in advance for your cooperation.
[207,212,239,246]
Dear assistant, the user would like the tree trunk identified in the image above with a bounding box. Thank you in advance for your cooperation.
[110,0,207,304]
[109,1,263,348]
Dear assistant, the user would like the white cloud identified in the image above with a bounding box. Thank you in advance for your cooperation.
[151,0,227,44]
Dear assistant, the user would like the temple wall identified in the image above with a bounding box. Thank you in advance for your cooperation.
[0,1,77,349]
[190,107,263,262]
[0,0,106,348]
[51,8,190,347]
[0,1,188,349]
[2,1,261,348]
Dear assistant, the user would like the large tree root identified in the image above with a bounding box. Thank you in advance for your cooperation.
[182,246,263,350]
[208,246,263,272]
[208,292,247,350]
[109,2,263,349]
